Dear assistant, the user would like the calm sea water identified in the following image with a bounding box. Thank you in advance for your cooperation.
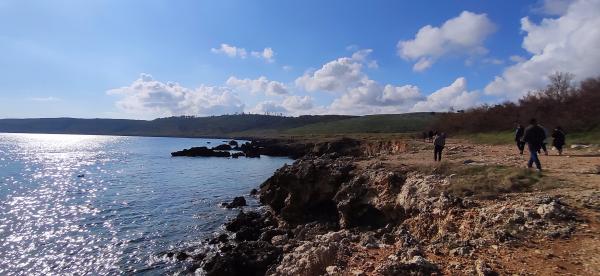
[0,133,290,275]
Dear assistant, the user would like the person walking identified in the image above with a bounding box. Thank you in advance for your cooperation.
[428,130,434,142]
[433,132,446,162]
[515,123,525,154]
[523,119,546,171]
[552,126,566,155]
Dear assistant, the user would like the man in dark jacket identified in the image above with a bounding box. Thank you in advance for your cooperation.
[515,123,525,154]
[522,118,546,171]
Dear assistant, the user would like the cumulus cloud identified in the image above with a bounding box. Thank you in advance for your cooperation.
[248,96,315,116]
[282,95,314,110]
[107,73,244,118]
[397,11,496,71]
[211,43,247,59]
[485,0,600,100]
[295,50,372,93]
[295,49,479,115]
[536,0,573,15]
[226,76,288,96]
[411,78,479,112]
[329,80,423,114]
[251,47,275,63]
[211,44,276,62]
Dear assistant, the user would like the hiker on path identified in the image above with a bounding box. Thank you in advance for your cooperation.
[433,132,446,162]
[428,130,434,142]
[515,123,525,155]
[523,118,546,171]
[552,126,566,155]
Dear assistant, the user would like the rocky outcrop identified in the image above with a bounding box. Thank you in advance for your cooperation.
[203,241,282,276]
[213,144,233,151]
[334,168,407,228]
[222,196,247,209]
[272,231,351,276]
[171,147,231,157]
[259,154,355,225]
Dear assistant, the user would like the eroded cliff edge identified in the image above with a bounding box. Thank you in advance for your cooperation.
[178,138,599,275]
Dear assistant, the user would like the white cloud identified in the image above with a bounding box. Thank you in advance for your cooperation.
[295,50,373,93]
[397,11,496,71]
[226,76,288,96]
[247,95,315,116]
[211,44,276,63]
[107,73,244,118]
[509,55,527,63]
[485,0,600,100]
[282,95,314,110]
[282,65,293,71]
[413,58,433,71]
[294,50,480,115]
[536,0,573,15]
[331,80,422,108]
[211,43,247,59]
[411,77,479,112]
[251,47,275,63]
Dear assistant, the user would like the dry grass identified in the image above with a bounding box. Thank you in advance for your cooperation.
[411,162,561,199]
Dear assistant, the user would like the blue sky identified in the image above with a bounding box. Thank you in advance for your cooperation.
[1,0,599,119]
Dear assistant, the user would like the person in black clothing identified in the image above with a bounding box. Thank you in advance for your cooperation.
[433,132,446,161]
[552,126,566,155]
[523,118,546,171]
[515,123,525,154]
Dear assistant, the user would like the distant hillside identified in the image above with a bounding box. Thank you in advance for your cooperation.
[283,113,437,135]
[0,113,437,138]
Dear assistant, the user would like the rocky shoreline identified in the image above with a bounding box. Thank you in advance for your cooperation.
[169,138,591,275]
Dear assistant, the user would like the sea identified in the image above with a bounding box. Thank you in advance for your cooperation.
[0,133,291,275]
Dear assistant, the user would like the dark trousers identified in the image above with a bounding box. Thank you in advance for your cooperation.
[434,145,444,161]
[516,141,525,154]
[528,146,542,170]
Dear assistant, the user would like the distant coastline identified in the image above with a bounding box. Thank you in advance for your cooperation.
[0,113,436,139]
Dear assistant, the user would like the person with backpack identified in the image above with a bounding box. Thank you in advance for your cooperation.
[515,123,525,155]
[433,132,446,162]
[522,118,546,171]
[552,126,566,155]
